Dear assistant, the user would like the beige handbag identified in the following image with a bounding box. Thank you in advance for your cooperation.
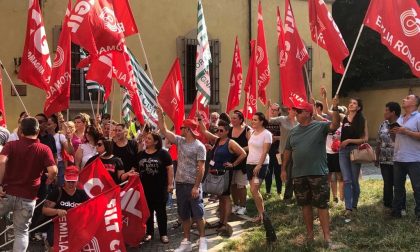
[350,143,376,163]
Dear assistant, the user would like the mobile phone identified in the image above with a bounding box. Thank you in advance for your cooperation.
[389,122,400,129]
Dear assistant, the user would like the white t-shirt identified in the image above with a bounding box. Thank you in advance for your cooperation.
[326,126,342,154]
[247,129,272,165]
[54,133,66,162]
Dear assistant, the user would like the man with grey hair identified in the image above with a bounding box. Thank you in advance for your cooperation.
[0,117,57,251]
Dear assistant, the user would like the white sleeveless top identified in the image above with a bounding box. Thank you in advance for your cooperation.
[80,143,98,168]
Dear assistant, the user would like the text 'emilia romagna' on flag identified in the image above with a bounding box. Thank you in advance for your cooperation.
[363,0,420,77]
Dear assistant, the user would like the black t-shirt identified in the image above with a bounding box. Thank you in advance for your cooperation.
[228,126,250,171]
[266,122,280,155]
[341,117,362,146]
[136,149,172,200]
[46,187,88,211]
[113,140,138,172]
[86,155,125,184]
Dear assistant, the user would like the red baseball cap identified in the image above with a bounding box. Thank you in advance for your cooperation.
[181,119,200,137]
[64,166,79,182]
[292,101,313,113]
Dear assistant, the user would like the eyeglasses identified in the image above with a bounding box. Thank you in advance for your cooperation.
[217,129,225,133]
[97,143,103,147]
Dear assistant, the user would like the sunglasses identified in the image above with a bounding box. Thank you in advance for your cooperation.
[293,108,304,114]
[97,143,103,147]
[217,129,225,133]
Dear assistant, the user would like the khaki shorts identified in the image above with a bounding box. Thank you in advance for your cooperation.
[231,170,248,188]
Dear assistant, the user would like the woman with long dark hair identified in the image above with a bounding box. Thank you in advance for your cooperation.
[74,125,100,169]
[137,132,174,243]
[339,98,368,221]
[247,112,272,223]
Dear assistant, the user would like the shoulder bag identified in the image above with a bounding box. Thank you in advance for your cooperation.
[350,143,376,163]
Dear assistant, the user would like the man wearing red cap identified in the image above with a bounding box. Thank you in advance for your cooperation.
[281,97,341,248]
[157,107,207,252]
[42,166,88,251]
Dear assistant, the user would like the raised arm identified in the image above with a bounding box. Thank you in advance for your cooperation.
[321,87,333,117]
[329,96,341,132]
[197,112,218,142]
[156,106,177,144]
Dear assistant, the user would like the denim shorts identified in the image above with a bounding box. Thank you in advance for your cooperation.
[293,175,330,209]
[246,164,269,182]
[176,183,204,221]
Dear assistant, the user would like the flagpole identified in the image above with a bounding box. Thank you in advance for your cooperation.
[335,24,364,96]
[97,89,101,116]
[119,88,122,123]
[109,80,115,138]
[66,109,70,121]
[88,92,96,118]
[0,60,29,115]
[314,26,323,93]
[136,33,158,100]
[304,65,313,100]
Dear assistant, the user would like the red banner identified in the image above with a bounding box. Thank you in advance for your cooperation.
[85,53,113,100]
[68,0,125,56]
[18,0,52,90]
[44,0,72,116]
[226,36,243,114]
[53,186,125,252]
[256,1,271,105]
[78,158,117,198]
[281,0,309,108]
[113,0,138,37]
[158,58,185,135]
[188,93,209,144]
[0,70,6,127]
[120,176,150,246]
[243,40,257,120]
[363,0,420,77]
[309,0,349,74]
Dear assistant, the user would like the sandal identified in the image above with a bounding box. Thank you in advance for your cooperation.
[217,224,233,237]
[206,221,223,229]
[160,236,169,244]
[144,235,152,242]
[172,220,182,229]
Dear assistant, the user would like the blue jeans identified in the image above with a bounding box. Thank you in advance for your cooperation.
[393,162,420,217]
[339,145,361,210]
[0,194,36,251]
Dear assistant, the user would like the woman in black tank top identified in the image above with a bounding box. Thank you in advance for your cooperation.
[228,110,250,215]
[339,98,368,218]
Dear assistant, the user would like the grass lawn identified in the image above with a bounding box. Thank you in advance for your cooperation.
[223,179,419,252]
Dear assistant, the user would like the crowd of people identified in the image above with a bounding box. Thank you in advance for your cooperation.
[0,89,419,251]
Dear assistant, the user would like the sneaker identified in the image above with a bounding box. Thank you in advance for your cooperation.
[236,207,247,215]
[232,205,239,213]
[198,237,208,252]
[344,209,352,223]
[174,239,192,252]
[401,209,407,216]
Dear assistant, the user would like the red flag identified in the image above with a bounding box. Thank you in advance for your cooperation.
[188,93,209,144]
[18,0,52,90]
[158,58,185,135]
[242,40,257,120]
[281,0,309,108]
[309,0,349,74]
[68,0,126,56]
[44,0,72,116]
[113,0,138,37]
[53,186,126,252]
[120,176,150,246]
[256,1,271,105]
[226,36,243,114]
[78,158,117,198]
[85,53,113,100]
[363,0,420,77]
[0,70,6,127]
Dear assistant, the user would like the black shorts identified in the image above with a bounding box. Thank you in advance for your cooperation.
[246,164,269,182]
[327,153,341,173]
[293,175,330,209]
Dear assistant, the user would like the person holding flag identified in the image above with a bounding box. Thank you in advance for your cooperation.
[42,166,89,252]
